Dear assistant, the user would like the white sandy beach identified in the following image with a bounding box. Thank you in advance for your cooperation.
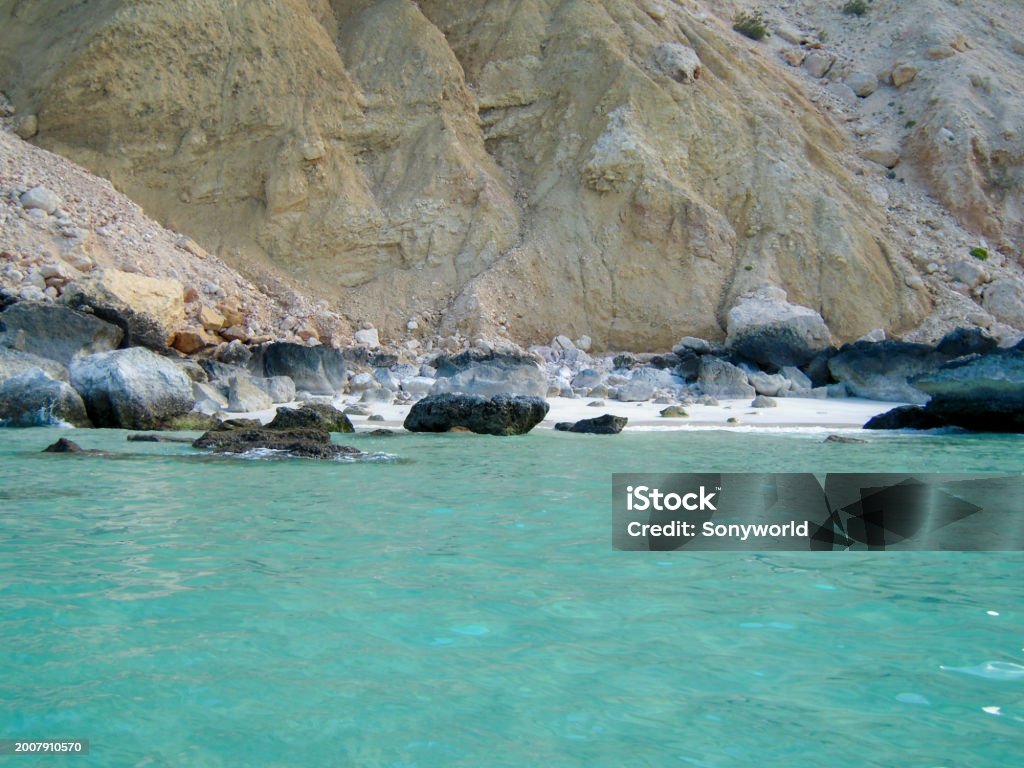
[226,395,909,432]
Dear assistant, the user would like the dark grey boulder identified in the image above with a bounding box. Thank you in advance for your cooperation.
[912,349,1024,432]
[0,301,123,365]
[725,289,832,368]
[827,340,950,403]
[697,357,755,399]
[249,343,347,396]
[751,394,777,408]
[404,393,549,435]
[70,347,195,429]
[0,368,91,427]
[863,405,948,431]
[430,348,547,398]
[554,414,627,434]
[193,426,362,459]
[267,403,354,433]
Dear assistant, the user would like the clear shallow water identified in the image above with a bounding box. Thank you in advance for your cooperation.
[1,427,1023,767]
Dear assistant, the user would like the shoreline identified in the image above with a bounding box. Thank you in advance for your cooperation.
[217,395,909,433]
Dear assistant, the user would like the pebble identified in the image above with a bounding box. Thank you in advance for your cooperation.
[20,186,62,214]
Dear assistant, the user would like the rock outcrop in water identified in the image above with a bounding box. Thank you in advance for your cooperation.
[193,426,362,459]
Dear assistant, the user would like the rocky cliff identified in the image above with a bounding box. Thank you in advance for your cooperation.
[2,0,1021,350]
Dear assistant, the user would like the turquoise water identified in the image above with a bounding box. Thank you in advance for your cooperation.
[2,427,1023,767]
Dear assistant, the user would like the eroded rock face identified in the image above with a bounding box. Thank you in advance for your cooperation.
[0,0,927,349]
[249,343,347,396]
[827,341,950,404]
[403,393,548,435]
[267,403,354,433]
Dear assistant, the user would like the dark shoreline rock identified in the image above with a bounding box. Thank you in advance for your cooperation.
[912,349,1024,432]
[267,403,354,433]
[404,393,549,435]
[863,405,949,431]
[555,414,627,434]
[192,426,362,459]
[0,369,92,427]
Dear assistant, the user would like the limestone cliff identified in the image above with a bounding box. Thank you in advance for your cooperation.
[8,0,1006,350]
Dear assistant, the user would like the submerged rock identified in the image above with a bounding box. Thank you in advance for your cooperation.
[0,368,91,427]
[42,437,87,453]
[70,347,195,429]
[193,426,362,459]
[823,435,867,443]
[404,393,549,436]
[554,414,627,434]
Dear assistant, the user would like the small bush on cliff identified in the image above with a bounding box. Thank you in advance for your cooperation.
[733,11,768,41]
[970,247,989,261]
[842,0,870,15]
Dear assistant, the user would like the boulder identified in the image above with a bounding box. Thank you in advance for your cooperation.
[554,414,627,434]
[934,327,998,358]
[0,368,91,427]
[430,348,547,398]
[982,278,1024,329]
[254,375,296,404]
[652,42,702,82]
[746,370,790,396]
[827,340,949,404]
[227,375,272,412]
[659,405,688,418]
[249,342,347,395]
[863,405,949,431]
[61,269,186,350]
[697,357,755,399]
[401,376,435,395]
[69,347,195,429]
[751,394,777,408]
[0,302,123,365]
[266,402,354,433]
[616,379,655,402]
[912,349,1024,432]
[0,346,70,384]
[726,287,832,368]
[20,186,62,214]
[192,381,229,414]
[571,369,605,389]
[193,426,362,459]
[403,393,549,436]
